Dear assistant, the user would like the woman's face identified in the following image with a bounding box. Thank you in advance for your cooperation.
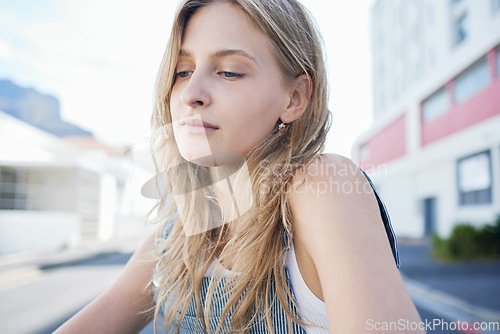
[170,2,290,166]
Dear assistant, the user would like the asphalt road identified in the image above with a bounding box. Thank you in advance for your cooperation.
[398,242,500,312]
[0,252,129,334]
[1,250,477,334]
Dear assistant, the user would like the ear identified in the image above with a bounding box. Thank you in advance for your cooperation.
[280,74,312,123]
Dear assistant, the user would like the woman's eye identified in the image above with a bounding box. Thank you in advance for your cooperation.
[219,71,244,78]
[175,71,191,78]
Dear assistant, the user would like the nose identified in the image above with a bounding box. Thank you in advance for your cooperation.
[180,71,211,108]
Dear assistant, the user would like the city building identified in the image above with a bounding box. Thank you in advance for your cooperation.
[352,0,500,238]
[0,111,154,255]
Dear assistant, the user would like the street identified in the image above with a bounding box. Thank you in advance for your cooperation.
[0,252,130,334]
[0,250,474,334]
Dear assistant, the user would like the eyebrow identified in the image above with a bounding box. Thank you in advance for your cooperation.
[179,48,258,64]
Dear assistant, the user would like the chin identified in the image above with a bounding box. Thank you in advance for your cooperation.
[180,151,247,168]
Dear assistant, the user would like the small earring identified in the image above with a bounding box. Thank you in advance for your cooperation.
[278,121,287,133]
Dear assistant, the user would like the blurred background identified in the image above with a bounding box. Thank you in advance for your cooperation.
[0,0,499,333]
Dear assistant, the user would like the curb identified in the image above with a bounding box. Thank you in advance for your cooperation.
[0,235,146,292]
[403,274,500,334]
[0,266,42,291]
[38,250,119,271]
[0,249,123,292]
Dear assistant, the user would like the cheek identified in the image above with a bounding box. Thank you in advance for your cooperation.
[225,89,284,141]
[247,86,286,124]
[168,92,186,146]
[169,89,182,121]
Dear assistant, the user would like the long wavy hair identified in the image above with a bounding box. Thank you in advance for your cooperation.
[150,0,331,332]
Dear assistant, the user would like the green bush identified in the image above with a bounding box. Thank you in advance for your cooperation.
[432,216,500,262]
[432,234,451,261]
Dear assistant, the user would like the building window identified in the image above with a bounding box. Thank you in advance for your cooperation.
[492,0,500,14]
[422,87,449,122]
[411,62,421,82]
[0,167,26,210]
[497,47,500,78]
[427,5,434,25]
[379,94,386,111]
[453,12,468,46]
[378,60,385,80]
[377,29,384,48]
[457,151,492,206]
[412,24,420,43]
[393,4,399,23]
[428,48,436,69]
[454,57,490,103]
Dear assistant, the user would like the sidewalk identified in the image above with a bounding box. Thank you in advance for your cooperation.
[0,235,145,292]
[398,238,500,332]
[1,236,499,332]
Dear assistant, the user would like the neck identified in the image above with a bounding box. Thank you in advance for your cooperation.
[207,159,253,228]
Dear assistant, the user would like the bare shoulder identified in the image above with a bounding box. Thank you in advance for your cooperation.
[287,153,422,332]
[288,151,392,251]
[287,152,386,261]
[290,152,364,184]
[288,152,376,213]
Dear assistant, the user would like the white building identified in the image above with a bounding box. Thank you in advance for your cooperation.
[352,0,500,238]
[0,111,154,255]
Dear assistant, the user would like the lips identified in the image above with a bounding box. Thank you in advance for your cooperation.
[180,117,219,129]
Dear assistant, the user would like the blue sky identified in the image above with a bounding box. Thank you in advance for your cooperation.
[0,0,373,158]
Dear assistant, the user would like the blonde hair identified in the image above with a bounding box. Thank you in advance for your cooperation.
[150,0,331,332]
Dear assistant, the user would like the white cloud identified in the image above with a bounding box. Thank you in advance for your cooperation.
[0,40,14,59]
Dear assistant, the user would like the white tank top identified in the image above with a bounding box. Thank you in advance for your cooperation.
[204,242,329,333]
[285,242,329,333]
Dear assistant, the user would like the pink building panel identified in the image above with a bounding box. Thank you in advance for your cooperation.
[421,52,500,146]
[360,114,407,169]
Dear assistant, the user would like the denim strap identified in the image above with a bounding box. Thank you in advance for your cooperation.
[359,168,401,268]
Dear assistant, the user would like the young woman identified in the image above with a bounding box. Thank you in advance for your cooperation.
[55,0,424,333]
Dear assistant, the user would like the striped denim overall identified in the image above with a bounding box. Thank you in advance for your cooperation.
[153,168,400,333]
